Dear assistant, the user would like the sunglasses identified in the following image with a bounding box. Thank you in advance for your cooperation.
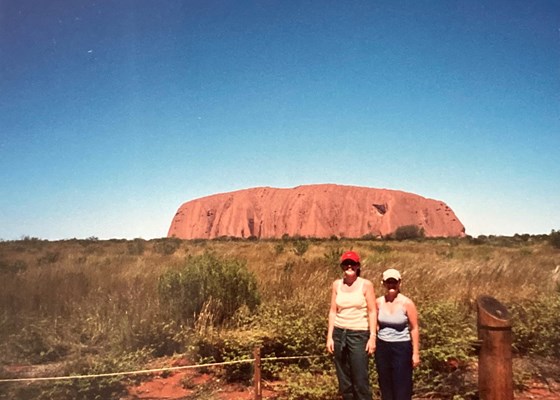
[341,261,359,269]
[383,278,399,285]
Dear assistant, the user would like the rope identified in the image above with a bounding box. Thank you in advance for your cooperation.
[0,359,253,383]
[262,355,327,362]
[0,354,329,383]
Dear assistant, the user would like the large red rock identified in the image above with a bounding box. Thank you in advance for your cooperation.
[168,184,465,239]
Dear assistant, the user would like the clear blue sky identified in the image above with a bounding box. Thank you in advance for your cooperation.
[1,0,559,240]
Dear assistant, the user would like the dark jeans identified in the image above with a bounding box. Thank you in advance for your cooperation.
[374,339,413,400]
[333,327,372,400]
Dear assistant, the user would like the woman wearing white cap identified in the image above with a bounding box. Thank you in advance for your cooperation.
[327,250,377,400]
[375,268,420,400]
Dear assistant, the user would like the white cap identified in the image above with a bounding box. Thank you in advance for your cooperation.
[382,268,401,281]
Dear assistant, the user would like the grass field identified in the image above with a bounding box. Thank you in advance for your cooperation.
[1,235,559,399]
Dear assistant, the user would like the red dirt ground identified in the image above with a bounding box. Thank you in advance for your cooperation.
[123,370,278,400]
[3,358,559,399]
[121,359,560,400]
[123,371,560,400]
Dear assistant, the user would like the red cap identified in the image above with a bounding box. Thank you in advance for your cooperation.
[340,251,360,264]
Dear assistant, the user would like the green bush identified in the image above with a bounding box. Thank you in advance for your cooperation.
[274,242,285,255]
[323,247,343,268]
[9,320,70,364]
[393,225,425,241]
[129,320,186,357]
[158,253,260,326]
[549,230,560,249]
[190,298,330,383]
[279,367,339,400]
[153,238,181,255]
[190,332,259,382]
[372,244,393,253]
[414,301,477,398]
[33,350,149,400]
[259,303,327,358]
[509,297,560,357]
[292,240,310,256]
[127,239,146,255]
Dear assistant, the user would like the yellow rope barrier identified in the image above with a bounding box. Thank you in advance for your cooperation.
[0,359,253,383]
[0,354,329,383]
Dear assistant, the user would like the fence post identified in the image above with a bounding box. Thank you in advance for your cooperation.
[477,295,513,400]
[253,346,262,400]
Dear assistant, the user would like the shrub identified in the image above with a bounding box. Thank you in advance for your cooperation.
[414,301,477,398]
[129,320,186,357]
[393,225,425,241]
[153,238,181,255]
[274,242,285,255]
[127,239,146,255]
[0,259,27,274]
[34,350,150,400]
[292,240,309,256]
[158,253,260,326]
[38,251,61,264]
[190,298,330,383]
[549,230,560,249]
[190,332,259,382]
[323,247,343,268]
[10,321,70,364]
[372,244,393,253]
[509,296,560,357]
[279,367,339,400]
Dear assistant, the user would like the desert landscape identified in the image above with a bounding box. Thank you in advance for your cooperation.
[3,1,559,398]
[1,234,559,399]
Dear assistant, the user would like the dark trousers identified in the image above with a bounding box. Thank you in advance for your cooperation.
[374,339,413,400]
[333,327,372,400]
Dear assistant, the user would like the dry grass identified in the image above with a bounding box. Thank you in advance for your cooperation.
[0,237,558,382]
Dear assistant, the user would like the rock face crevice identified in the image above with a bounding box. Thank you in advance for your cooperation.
[167,184,465,239]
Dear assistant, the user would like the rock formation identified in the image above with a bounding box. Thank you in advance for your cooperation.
[168,184,465,239]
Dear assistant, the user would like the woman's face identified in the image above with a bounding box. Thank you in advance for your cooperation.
[341,261,360,277]
[383,278,400,293]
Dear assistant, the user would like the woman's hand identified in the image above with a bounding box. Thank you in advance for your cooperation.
[412,353,421,368]
[366,337,376,355]
[326,337,335,354]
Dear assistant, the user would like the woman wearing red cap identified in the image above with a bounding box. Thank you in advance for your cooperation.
[375,268,420,400]
[327,250,377,400]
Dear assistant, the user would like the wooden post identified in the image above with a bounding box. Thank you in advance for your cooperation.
[253,346,262,400]
[477,295,513,400]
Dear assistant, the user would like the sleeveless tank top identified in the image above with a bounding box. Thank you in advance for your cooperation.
[377,297,410,342]
[334,277,368,331]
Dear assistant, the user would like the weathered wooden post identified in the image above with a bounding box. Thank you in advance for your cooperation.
[477,295,513,400]
[253,346,262,400]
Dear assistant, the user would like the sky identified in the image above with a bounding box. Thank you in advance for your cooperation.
[1,0,559,240]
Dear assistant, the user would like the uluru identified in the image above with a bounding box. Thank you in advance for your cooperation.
[168,184,465,239]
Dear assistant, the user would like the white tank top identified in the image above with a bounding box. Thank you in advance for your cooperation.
[377,296,411,342]
[334,277,369,331]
